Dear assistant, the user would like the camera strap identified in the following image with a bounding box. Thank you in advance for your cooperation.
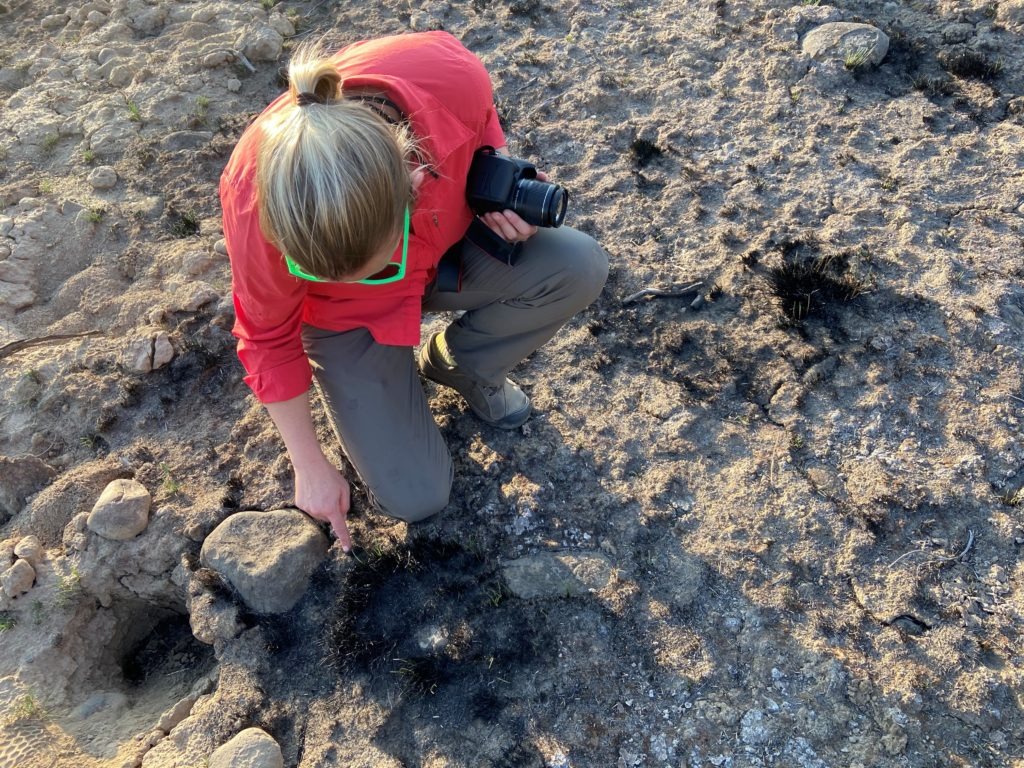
[433,219,521,294]
[464,217,522,266]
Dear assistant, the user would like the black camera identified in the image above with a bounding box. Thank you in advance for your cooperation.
[466,147,569,228]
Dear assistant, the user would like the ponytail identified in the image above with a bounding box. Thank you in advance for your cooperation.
[257,40,415,281]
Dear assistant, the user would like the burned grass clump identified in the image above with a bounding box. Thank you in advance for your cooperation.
[325,536,556,703]
[912,75,957,98]
[166,207,200,238]
[938,48,1004,81]
[764,240,869,326]
[629,138,663,169]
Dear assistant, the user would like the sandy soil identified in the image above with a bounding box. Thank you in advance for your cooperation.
[1,0,1023,766]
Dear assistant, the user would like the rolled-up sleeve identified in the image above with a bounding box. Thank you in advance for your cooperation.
[221,174,312,404]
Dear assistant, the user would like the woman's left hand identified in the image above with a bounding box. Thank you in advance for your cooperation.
[480,170,549,243]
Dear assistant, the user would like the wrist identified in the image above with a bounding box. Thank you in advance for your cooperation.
[289,446,332,472]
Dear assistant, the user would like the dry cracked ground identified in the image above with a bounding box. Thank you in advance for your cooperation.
[1,0,1023,766]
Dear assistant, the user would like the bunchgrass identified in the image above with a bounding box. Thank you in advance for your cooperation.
[10,693,45,721]
[55,566,82,608]
[844,46,874,71]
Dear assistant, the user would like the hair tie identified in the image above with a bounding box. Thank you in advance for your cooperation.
[296,92,325,107]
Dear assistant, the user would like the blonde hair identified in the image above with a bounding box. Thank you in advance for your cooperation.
[256,41,416,280]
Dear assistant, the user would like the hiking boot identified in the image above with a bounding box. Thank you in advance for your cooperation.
[419,332,531,429]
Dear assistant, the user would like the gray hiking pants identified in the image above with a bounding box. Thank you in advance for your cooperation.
[300,225,608,523]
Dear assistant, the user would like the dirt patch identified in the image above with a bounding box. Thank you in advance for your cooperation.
[1,0,1024,765]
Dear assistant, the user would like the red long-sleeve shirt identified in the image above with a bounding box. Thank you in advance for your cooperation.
[219,32,506,403]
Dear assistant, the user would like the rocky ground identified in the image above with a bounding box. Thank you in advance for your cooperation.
[1,0,1023,766]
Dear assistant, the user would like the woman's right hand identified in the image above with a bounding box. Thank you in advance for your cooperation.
[294,457,353,552]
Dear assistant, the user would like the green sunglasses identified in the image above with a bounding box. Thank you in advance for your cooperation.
[285,206,409,285]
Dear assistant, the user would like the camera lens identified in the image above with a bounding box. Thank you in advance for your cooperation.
[512,178,569,228]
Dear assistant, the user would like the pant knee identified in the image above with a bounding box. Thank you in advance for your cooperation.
[552,228,609,306]
[370,471,452,524]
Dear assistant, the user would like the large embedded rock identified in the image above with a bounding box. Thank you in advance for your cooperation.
[200,510,329,614]
[501,551,615,599]
[87,479,151,540]
[209,728,283,768]
[802,22,889,68]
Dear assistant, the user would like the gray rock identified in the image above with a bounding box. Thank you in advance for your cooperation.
[237,25,284,62]
[267,12,295,37]
[41,13,68,31]
[1,558,35,598]
[13,535,43,567]
[183,250,216,276]
[210,728,284,768]
[188,588,243,645]
[501,551,615,599]
[87,119,136,155]
[108,65,132,87]
[0,280,35,310]
[128,6,166,35]
[160,131,213,151]
[157,693,199,733]
[124,337,153,372]
[133,195,164,219]
[200,510,329,614]
[124,332,173,373]
[182,284,219,311]
[69,691,128,720]
[942,22,974,43]
[87,478,151,540]
[153,332,174,369]
[87,165,117,190]
[801,22,889,68]
[203,50,233,68]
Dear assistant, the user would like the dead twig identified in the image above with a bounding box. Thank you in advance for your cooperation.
[622,282,703,306]
[888,529,975,569]
[0,331,102,361]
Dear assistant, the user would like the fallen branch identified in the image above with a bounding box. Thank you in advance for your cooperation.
[622,282,703,306]
[0,331,103,360]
